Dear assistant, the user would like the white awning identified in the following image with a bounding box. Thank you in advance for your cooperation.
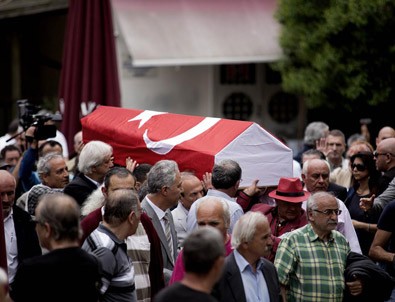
[111,0,282,67]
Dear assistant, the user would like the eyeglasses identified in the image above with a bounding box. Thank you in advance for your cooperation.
[351,163,366,172]
[374,151,395,158]
[313,209,342,216]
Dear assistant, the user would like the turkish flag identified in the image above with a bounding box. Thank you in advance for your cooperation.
[81,106,292,186]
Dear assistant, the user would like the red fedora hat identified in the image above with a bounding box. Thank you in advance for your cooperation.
[269,177,310,203]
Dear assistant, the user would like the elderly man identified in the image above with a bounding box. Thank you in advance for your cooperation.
[251,177,310,262]
[80,167,165,301]
[172,172,204,249]
[170,196,232,285]
[0,170,41,291]
[302,158,362,254]
[18,153,69,215]
[155,227,225,302]
[216,211,281,302]
[274,192,362,301]
[187,159,244,234]
[141,160,182,284]
[12,193,101,302]
[294,121,329,164]
[64,140,114,206]
[83,189,142,302]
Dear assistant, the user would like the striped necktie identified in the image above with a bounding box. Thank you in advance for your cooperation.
[163,212,174,263]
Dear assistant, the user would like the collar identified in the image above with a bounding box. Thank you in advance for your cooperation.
[3,207,13,223]
[206,189,234,201]
[234,249,264,273]
[145,196,166,220]
[177,202,189,215]
[305,224,334,243]
[84,175,100,187]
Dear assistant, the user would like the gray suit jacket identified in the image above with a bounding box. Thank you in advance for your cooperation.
[215,252,281,302]
[141,198,178,283]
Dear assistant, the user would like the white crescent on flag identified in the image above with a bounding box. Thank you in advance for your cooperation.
[142,117,221,155]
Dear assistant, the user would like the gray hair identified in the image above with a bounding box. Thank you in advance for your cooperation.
[36,193,81,241]
[304,122,329,146]
[196,196,230,229]
[103,189,140,226]
[231,211,268,249]
[306,191,338,213]
[37,153,65,180]
[302,158,330,175]
[78,140,113,174]
[183,227,225,275]
[147,160,179,194]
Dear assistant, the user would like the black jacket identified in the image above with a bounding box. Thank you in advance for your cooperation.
[343,252,395,302]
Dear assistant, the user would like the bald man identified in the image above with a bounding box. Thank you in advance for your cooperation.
[376,126,395,147]
[361,137,395,213]
[0,170,41,290]
[172,172,204,249]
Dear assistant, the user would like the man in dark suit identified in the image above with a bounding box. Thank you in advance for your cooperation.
[215,211,281,302]
[64,140,114,206]
[0,170,41,291]
[141,160,181,285]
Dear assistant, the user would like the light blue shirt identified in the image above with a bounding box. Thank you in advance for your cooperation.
[233,249,270,302]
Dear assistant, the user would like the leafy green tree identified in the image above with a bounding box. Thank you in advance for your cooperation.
[272,0,395,109]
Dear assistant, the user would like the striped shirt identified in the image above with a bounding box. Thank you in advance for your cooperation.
[274,224,350,302]
[82,223,137,302]
[126,222,151,302]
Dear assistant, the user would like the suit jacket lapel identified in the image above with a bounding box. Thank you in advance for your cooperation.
[226,253,247,302]
[260,260,277,302]
[141,199,174,266]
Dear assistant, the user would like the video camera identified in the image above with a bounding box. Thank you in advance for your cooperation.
[17,99,62,140]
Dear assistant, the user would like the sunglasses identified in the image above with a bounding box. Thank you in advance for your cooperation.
[351,163,366,172]
[374,151,395,158]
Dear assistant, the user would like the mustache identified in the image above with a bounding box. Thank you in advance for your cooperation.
[328,220,337,224]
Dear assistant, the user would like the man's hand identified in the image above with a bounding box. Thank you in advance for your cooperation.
[243,179,261,196]
[315,137,330,157]
[202,172,213,191]
[346,278,363,296]
[360,194,375,212]
[126,157,138,173]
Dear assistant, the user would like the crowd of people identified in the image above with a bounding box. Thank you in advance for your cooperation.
[2,118,395,301]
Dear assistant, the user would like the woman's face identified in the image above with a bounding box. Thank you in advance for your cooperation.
[351,157,369,181]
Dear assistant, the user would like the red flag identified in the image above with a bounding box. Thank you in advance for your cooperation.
[82,106,293,186]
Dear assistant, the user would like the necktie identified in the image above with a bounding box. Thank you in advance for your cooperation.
[163,212,174,263]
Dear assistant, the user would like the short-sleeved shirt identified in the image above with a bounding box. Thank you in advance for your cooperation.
[377,200,395,253]
[377,200,395,276]
[274,224,350,302]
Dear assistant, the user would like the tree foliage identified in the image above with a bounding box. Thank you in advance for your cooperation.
[272,0,395,109]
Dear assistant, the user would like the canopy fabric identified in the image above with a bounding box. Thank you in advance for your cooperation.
[81,106,293,186]
[59,0,121,153]
[111,0,282,66]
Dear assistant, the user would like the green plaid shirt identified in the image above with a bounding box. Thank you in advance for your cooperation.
[274,224,350,302]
